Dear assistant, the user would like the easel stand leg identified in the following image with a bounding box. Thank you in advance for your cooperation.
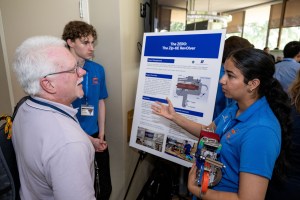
[123,151,147,200]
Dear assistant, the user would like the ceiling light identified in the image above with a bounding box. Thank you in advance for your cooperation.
[187,0,232,28]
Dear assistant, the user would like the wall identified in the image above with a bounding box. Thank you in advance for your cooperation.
[0,0,81,103]
[0,13,11,115]
[0,0,154,199]
[89,1,154,199]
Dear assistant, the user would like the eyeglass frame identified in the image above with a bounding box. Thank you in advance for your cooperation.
[43,64,82,78]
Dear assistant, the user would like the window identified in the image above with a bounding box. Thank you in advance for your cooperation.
[279,27,300,49]
[243,5,270,49]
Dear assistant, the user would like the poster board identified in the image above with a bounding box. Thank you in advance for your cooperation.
[129,30,225,167]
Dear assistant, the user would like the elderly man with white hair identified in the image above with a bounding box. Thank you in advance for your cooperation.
[12,36,96,200]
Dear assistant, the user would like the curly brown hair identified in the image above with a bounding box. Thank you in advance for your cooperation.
[62,20,97,46]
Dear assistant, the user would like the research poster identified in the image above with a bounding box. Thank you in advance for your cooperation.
[129,30,226,167]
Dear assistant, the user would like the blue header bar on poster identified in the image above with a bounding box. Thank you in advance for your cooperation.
[145,73,172,79]
[142,96,203,117]
[144,33,222,58]
[148,58,175,63]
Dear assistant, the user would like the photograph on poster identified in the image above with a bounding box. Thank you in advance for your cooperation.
[164,136,197,163]
[136,126,164,152]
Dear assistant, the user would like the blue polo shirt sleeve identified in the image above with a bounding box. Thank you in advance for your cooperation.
[239,126,281,179]
[98,66,108,100]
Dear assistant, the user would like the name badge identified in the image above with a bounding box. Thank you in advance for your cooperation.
[81,105,94,116]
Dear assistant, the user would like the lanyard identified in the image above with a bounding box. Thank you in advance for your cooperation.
[84,71,89,104]
[221,117,239,137]
[29,97,77,123]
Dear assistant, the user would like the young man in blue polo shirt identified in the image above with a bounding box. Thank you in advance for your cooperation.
[62,21,112,200]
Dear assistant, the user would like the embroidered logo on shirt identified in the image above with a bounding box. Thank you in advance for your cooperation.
[226,128,238,141]
[222,115,228,122]
[226,133,231,139]
[92,77,98,85]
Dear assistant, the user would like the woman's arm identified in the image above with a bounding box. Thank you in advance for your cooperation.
[151,97,215,138]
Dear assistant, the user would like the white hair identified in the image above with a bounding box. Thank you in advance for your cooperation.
[13,36,67,95]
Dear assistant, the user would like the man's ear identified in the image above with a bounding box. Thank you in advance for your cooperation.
[66,39,74,48]
[40,78,56,94]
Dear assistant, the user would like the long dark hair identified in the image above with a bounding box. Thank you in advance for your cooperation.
[229,48,291,181]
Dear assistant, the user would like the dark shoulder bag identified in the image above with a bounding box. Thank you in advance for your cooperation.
[0,96,29,200]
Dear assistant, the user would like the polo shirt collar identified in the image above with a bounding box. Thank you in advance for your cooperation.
[28,96,78,120]
[235,96,267,122]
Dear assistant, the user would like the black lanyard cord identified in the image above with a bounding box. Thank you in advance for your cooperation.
[29,97,77,123]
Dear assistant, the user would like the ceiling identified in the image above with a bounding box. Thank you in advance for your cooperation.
[157,0,282,13]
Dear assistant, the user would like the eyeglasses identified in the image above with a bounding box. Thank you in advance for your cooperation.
[43,64,82,78]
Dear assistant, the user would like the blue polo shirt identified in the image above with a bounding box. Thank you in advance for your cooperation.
[72,60,108,135]
[213,97,281,192]
[274,58,300,92]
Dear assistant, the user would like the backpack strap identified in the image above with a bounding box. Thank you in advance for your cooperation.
[12,96,30,120]
[0,96,30,140]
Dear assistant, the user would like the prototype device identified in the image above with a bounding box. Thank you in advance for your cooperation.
[194,129,225,194]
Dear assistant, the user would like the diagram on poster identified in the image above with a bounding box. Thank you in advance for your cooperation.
[174,75,210,108]
[129,30,225,167]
